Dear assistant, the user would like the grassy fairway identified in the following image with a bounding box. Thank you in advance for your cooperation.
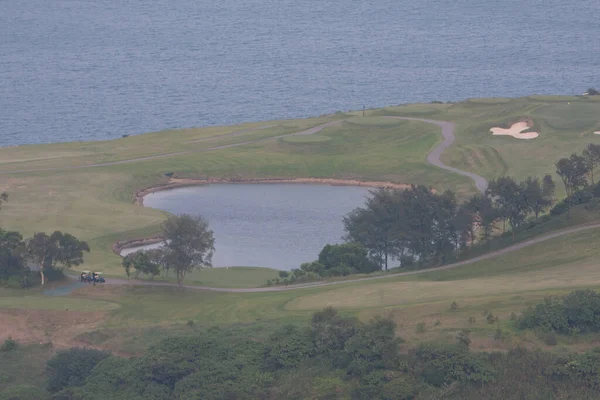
[138,266,281,288]
[1,95,599,280]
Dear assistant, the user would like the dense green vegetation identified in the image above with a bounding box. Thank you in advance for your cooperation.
[4,306,600,399]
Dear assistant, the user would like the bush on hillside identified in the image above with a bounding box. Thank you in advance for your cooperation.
[518,290,600,334]
[46,348,111,393]
[287,243,380,282]
[0,337,17,352]
[414,343,495,387]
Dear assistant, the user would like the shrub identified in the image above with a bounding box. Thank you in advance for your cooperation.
[416,343,494,387]
[317,243,379,275]
[468,316,476,324]
[494,326,508,341]
[486,313,499,324]
[450,301,459,311]
[416,322,426,334]
[516,291,600,334]
[278,271,289,278]
[46,347,111,393]
[186,320,194,327]
[549,348,600,389]
[457,330,471,348]
[0,337,16,352]
[434,320,441,327]
[563,289,600,333]
[263,325,315,370]
[381,377,417,400]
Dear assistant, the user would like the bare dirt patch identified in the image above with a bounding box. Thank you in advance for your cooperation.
[490,118,539,140]
[0,308,107,349]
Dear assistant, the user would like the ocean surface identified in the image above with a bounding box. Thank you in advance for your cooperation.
[1,0,599,146]
[127,184,370,270]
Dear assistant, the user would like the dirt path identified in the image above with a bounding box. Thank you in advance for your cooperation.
[101,222,600,292]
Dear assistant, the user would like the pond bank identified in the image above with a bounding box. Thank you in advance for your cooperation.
[133,177,411,206]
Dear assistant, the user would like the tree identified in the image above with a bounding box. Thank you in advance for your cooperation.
[583,143,600,185]
[122,255,132,281]
[467,194,498,243]
[51,231,90,269]
[523,176,555,219]
[159,214,215,288]
[587,88,600,96]
[122,251,160,280]
[487,177,528,240]
[26,231,89,286]
[0,229,26,284]
[556,154,590,217]
[344,189,405,270]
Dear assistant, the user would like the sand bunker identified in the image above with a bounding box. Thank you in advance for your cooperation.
[490,122,539,140]
[595,131,600,135]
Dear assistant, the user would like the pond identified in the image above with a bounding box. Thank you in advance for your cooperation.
[123,184,370,270]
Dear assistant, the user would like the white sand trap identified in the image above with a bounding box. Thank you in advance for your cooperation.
[595,131,600,135]
[490,122,539,140]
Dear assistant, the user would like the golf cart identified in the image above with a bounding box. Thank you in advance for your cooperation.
[80,271,105,284]
[93,272,106,283]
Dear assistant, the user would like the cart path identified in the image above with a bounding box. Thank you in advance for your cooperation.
[102,222,600,292]
[2,117,488,194]
[384,117,488,192]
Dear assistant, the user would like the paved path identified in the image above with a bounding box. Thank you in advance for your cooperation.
[385,117,488,193]
[103,222,600,292]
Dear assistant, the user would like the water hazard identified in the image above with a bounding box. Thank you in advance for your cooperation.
[128,184,371,270]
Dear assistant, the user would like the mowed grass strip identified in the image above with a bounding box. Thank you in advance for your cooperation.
[137,266,281,288]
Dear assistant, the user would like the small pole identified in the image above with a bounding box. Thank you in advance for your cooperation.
[362,105,365,117]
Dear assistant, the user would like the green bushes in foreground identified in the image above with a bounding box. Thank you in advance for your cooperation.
[22,306,600,400]
[518,289,600,334]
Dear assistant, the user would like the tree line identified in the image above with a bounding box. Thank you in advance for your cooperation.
[0,193,90,287]
[287,143,600,278]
